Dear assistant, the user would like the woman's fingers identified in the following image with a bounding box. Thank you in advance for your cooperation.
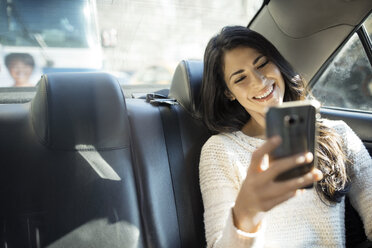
[311,168,323,181]
[248,136,281,174]
[261,152,313,182]
[258,190,297,212]
[260,168,323,201]
[241,139,324,214]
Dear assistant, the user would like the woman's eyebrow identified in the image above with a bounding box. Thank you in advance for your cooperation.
[253,55,264,65]
[229,69,244,81]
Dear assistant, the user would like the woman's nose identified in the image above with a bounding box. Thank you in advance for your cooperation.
[251,69,266,85]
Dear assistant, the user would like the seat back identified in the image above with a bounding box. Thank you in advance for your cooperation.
[0,62,366,248]
[0,72,145,248]
[127,59,210,248]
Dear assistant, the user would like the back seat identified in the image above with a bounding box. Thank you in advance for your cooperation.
[0,63,211,248]
[0,60,367,247]
[0,73,145,247]
[126,59,210,247]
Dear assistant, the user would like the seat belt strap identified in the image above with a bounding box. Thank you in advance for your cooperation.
[158,104,195,248]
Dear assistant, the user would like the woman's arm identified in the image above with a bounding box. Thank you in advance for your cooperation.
[199,135,264,248]
[199,135,321,247]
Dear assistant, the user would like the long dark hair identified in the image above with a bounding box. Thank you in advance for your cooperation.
[200,26,348,203]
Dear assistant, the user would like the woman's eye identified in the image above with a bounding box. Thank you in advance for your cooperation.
[235,76,246,84]
[257,60,269,69]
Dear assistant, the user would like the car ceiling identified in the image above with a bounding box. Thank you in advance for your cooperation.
[249,0,372,83]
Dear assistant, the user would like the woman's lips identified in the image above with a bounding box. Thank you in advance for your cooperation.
[253,83,275,102]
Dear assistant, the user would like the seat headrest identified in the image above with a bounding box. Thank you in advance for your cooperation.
[31,72,130,150]
[169,60,203,117]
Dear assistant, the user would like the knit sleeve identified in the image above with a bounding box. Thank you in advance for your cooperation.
[199,135,265,248]
[333,121,372,240]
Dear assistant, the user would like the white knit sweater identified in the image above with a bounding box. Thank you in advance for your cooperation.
[199,120,372,247]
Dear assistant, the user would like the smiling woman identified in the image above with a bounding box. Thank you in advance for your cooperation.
[199,25,372,247]
[223,46,285,132]
[201,26,305,135]
[0,0,371,247]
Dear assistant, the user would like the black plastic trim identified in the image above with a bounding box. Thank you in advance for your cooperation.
[320,107,372,142]
[247,0,270,28]
[357,25,372,66]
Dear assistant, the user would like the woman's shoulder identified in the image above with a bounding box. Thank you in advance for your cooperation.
[201,131,264,160]
[321,118,367,160]
[320,118,353,136]
[204,132,231,144]
[199,133,236,173]
[201,132,235,154]
[203,131,261,148]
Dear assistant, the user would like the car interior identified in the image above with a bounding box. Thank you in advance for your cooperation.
[0,0,371,248]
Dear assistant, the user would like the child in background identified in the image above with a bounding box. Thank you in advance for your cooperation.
[5,53,35,87]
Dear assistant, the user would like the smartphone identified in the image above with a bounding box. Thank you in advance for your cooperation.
[265,100,319,184]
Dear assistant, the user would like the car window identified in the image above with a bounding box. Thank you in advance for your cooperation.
[0,0,263,88]
[311,14,372,112]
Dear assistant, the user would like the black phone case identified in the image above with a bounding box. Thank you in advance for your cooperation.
[266,101,317,182]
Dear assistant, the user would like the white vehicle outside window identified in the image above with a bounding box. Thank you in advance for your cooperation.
[0,0,102,87]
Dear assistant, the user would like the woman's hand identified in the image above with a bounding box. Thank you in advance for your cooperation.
[232,136,323,233]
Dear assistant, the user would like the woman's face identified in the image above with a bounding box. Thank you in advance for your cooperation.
[223,46,285,127]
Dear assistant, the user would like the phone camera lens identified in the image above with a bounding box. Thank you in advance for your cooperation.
[284,115,299,126]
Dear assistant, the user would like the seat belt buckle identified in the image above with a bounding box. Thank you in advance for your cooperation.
[146,93,178,106]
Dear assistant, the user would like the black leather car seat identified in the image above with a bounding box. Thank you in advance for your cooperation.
[0,72,145,247]
[126,59,210,248]
[1,62,368,248]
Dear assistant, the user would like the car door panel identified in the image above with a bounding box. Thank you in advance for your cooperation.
[320,107,372,155]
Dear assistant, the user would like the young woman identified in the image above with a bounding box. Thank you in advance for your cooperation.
[199,26,372,247]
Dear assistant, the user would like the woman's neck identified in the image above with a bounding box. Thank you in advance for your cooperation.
[241,117,266,139]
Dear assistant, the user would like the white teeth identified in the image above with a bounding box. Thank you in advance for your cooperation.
[254,85,274,99]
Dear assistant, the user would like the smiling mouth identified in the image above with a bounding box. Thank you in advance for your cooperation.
[253,84,275,100]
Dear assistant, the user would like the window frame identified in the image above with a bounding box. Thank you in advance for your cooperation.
[309,11,372,113]
[357,24,372,66]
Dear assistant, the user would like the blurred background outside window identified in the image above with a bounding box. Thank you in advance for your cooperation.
[0,0,262,87]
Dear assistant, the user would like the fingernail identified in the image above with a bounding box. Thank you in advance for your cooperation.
[313,169,323,180]
[305,152,313,162]
[296,155,305,164]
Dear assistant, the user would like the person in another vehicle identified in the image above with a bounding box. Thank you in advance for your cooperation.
[199,26,372,247]
[4,53,35,87]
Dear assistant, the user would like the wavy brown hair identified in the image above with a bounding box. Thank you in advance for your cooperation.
[200,26,349,203]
